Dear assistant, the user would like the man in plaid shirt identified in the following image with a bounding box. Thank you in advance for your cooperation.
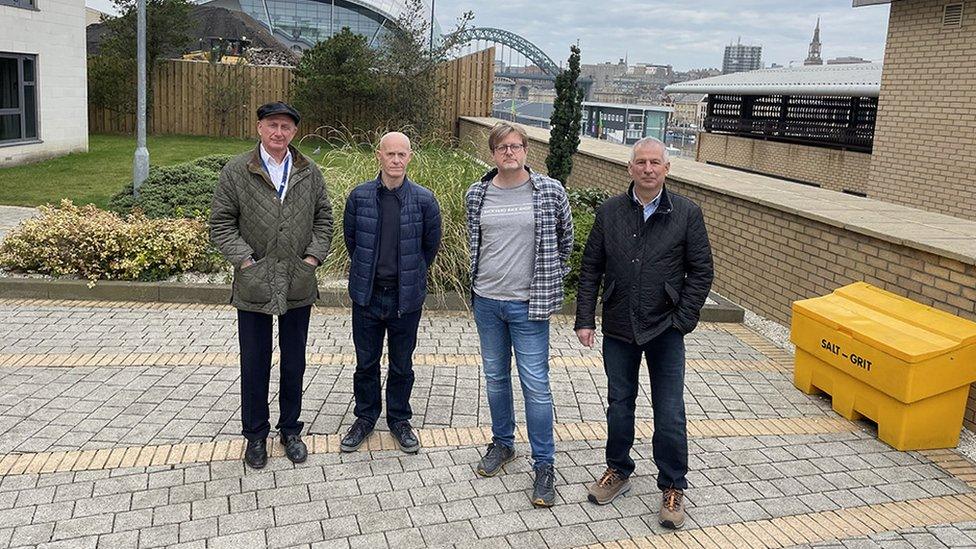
[465,122,574,507]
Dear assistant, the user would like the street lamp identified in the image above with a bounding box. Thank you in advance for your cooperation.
[133,0,149,197]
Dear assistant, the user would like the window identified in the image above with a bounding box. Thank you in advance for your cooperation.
[0,53,38,144]
[0,0,35,8]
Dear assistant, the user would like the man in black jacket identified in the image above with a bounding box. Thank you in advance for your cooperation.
[574,137,713,529]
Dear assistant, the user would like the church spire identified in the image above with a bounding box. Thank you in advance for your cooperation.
[805,17,823,66]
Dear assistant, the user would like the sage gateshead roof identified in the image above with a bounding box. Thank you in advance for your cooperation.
[204,0,439,50]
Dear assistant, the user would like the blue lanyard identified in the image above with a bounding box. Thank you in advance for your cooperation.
[261,155,290,199]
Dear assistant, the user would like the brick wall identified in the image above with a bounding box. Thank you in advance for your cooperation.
[868,0,976,220]
[459,117,976,428]
[696,133,872,194]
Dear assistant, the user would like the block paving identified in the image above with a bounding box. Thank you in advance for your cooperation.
[1,299,976,548]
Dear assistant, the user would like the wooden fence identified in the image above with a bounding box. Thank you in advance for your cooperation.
[89,48,495,139]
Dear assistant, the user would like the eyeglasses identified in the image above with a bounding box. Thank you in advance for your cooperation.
[493,143,525,153]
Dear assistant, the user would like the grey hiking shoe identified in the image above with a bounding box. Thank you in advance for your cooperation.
[659,487,686,529]
[587,467,630,505]
[476,442,516,477]
[531,463,556,507]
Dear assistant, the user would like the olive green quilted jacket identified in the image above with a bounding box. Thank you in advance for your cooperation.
[210,145,333,315]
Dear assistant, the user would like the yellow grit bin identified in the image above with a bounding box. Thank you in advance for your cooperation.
[790,282,976,451]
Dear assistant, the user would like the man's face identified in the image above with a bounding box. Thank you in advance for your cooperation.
[376,134,412,181]
[628,143,670,197]
[257,114,297,157]
[491,132,527,173]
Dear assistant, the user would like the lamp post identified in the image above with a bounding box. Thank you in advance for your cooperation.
[133,0,149,197]
[429,0,435,55]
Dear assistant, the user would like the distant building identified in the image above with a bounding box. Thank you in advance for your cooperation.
[804,18,824,65]
[581,59,628,90]
[827,56,872,65]
[200,0,439,51]
[581,102,672,145]
[86,7,108,26]
[723,39,762,74]
[665,63,881,193]
[666,93,707,128]
[1,0,88,166]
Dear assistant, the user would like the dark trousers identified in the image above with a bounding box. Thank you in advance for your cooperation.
[352,285,422,428]
[237,305,312,442]
[604,327,688,490]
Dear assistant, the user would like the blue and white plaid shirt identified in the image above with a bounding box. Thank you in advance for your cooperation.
[466,168,574,321]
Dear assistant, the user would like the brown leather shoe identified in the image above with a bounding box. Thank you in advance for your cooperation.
[659,487,685,529]
[587,467,631,505]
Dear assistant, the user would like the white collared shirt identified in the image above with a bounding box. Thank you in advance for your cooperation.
[259,144,292,201]
[632,187,663,221]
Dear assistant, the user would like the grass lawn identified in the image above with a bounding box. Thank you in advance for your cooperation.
[0,134,322,209]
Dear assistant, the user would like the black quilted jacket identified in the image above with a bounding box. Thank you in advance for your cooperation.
[210,145,334,315]
[574,183,713,345]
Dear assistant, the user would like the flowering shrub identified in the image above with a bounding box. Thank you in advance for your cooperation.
[0,200,215,282]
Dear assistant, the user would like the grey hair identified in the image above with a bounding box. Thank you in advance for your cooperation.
[630,137,669,163]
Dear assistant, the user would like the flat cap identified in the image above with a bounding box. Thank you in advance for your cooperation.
[256,101,300,124]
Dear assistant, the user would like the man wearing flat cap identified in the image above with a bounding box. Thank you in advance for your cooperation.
[210,101,334,469]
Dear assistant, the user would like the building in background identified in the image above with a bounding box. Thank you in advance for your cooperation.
[804,18,824,65]
[1,0,88,166]
[665,63,880,194]
[581,102,672,145]
[722,39,762,74]
[201,0,438,52]
[827,56,872,64]
[666,93,708,128]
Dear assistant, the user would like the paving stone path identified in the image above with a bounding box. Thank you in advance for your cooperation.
[0,206,36,246]
[2,299,976,548]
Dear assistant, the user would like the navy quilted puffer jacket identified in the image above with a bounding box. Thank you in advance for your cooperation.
[343,176,442,314]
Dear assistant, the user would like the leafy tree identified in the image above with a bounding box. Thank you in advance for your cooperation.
[292,28,382,129]
[378,0,473,135]
[546,44,583,185]
[99,0,192,64]
[88,0,192,117]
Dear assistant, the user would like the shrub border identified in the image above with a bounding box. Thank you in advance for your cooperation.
[0,277,744,321]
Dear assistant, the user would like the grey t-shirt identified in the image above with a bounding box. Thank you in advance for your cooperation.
[474,180,535,301]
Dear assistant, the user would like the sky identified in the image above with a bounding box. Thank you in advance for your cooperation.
[85,0,891,71]
[439,0,891,70]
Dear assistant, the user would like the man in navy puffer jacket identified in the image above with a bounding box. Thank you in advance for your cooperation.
[340,132,442,454]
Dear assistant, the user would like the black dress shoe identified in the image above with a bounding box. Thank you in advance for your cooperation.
[390,421,420,454]
[280,434,307,464]
[244,438,267,469]
[340,418,374,452]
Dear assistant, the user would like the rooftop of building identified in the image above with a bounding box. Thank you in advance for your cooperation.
[582,101,674,112]
[664,62,883,97]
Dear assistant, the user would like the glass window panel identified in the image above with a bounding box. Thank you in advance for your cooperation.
[24,84,36,138]
[23,57,34,82]
[0,57,19,109]
[0,113,21,141]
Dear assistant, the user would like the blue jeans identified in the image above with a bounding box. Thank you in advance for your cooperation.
[603,328,688,490]
[473,294,555,466]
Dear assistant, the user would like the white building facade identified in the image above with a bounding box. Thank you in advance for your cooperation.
[1,0,88,166]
